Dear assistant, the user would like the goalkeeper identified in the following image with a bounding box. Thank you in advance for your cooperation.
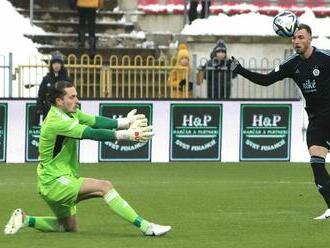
[4,81,171,236]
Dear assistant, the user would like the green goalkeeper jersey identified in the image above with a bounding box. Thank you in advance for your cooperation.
[37,106,95,184]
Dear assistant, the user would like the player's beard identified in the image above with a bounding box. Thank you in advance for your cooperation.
[294,46,304,55]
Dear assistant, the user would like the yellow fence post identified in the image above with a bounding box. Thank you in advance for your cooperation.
[67,54,78,88]
[93,54,102,98]
[109,56,118,98]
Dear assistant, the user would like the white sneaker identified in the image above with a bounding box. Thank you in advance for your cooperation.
[314,209,330,220]
[4,209,25,235]
[144,223,171,236]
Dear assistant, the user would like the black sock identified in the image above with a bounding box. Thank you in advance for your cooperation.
[310,156,330,208]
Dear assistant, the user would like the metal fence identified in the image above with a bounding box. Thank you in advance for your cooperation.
[15,54,191,99]
[0,53,13,98]
[193,56,301,99]
[99,56,190,99]
[13,53,301,100]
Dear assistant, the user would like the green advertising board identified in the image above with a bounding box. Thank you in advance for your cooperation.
[240,104,291,161]
[0,103,7,162]
[170,104,222,161]
[25,103,41,162]
[99,103,152,161]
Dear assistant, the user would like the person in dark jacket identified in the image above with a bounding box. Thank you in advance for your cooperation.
[199,41,237,99]
[36,51,69,121]
[188,0,211,24]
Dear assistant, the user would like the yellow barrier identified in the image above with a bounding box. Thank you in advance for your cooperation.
[16,54,191,99]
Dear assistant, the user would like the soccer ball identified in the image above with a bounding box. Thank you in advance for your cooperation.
[273,11,299,37]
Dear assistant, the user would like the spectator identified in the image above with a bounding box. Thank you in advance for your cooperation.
[167,44,193,98]
[36,51,69,121]
[188,0,211,24]
[70,0,104,55]
[198,40,237,99]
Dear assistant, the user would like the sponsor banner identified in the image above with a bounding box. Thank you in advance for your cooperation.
[0,103,7,162]
[25,103,41,162]
[170,104,222,161]
[99,103,152,161]
[240,104,291,161]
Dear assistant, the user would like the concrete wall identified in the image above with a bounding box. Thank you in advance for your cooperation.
[137,14,186,33]
[118,0,137,11]
[184,36,292,63]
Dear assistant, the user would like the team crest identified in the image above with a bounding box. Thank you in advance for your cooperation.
[313,68,320,76]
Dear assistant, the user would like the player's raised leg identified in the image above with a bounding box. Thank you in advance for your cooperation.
[78,178,171,236]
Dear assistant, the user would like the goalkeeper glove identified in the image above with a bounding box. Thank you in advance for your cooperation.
[117,109,148,129]
[115,126,154,142]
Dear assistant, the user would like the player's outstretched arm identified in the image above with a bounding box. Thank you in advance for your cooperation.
[92,116,118,129]
[81,125,154,142]
[231,56,287,86]
[92,109,148,130]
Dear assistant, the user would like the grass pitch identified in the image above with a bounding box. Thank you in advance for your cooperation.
[0,162,329,248]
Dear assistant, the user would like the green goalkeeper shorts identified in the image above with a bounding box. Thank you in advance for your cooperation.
[38,176,85,218]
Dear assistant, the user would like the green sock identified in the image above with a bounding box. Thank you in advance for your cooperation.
[104,189,150,233]
[24,216,64,232]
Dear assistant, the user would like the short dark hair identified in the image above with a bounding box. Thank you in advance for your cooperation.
[297,23,312,36]
[47,81,74,105]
